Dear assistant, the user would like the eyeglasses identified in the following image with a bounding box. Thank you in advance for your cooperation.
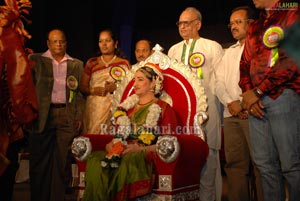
[176,19,199,27]
[227,19,249,28]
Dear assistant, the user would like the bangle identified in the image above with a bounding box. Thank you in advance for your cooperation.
[253,87,263,98]
[90,88,94,95]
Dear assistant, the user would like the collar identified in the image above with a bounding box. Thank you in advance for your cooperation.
[231,41,244,48]
[42,50,73,62]
[184,38,196,46]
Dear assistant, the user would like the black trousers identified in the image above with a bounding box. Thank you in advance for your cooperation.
[29,108,75,201]
[0,138,26,201]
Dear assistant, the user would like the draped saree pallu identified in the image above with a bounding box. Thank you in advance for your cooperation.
[83,58,130,134]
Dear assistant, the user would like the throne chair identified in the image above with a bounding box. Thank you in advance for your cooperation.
[72,44,209,200]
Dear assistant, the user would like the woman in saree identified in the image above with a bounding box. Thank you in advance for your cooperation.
[80,29,131,134]
[82,63,178,201]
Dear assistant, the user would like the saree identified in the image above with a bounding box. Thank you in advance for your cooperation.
[83,149,153,201]
[82,100,177,201]
[83,58,129,134]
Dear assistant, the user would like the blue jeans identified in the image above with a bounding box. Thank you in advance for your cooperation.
[249,89,300,201]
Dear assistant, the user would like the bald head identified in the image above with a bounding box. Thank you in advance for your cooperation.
[47,29,67,61]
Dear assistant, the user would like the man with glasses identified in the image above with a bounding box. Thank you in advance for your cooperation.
[29,29,85,201]
[168,6,224,201]
[216,6,263,201]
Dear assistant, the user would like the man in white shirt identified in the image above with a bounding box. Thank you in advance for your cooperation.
[168,7,224,201]
[215,6,263,201]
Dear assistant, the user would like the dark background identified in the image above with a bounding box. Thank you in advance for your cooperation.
[25,0,257,64]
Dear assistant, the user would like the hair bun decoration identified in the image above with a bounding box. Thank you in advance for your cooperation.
[143,62,163,95]
[144,62,161,72]
[144,62,163,79]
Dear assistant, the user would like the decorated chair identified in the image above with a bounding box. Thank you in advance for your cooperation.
[72,44,209,200]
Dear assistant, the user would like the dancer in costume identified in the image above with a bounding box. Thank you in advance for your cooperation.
[83,63,177,201]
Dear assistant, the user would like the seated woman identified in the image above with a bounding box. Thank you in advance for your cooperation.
[82,63,178,201]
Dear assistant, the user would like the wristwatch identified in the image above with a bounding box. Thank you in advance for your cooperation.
[253,87,263,98]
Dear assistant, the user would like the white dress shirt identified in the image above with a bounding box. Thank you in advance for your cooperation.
[168,37,224,150]
[215,41,244,118]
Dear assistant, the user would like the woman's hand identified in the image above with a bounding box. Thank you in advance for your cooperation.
[104,81,116,93]
[90,86,107,96]
[122,143,143,155]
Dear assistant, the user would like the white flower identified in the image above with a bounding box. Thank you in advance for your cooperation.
[146,104,161,128]
[110,162,119,168]
[114,94,161,140]
[101,161,108,168]
[116,116,131,139]
[119,94,139,110]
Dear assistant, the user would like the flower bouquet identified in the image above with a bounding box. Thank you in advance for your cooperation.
[100,138,126,168]
[137,127,158,146]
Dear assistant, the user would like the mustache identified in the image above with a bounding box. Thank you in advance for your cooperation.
[231,28,238,33]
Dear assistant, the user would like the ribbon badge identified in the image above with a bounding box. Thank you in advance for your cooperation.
[263,26,284,49]
[67,75,78,103]
[110,66,126,81]
[263,26,284,67]
[189,52,206,69]
[189,52,205,79]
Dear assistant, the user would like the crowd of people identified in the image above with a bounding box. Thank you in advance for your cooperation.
[1,0,299,201]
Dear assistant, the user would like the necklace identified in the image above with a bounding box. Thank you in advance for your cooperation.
[137,98,156,106]
[101,55,117,67]
[114,94,161,140]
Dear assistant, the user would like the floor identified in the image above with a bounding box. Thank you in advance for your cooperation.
[12,174,229,201]
[12,182,78,201]
[11,141,229,201]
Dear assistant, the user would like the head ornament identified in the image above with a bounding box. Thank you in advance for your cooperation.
[140,62,163,95]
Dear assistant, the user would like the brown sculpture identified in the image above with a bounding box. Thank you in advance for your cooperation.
[0,0,38,175]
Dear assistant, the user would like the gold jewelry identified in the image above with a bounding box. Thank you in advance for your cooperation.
[90,88,94,95]
[137,98,156,106]
[101,55,117,67]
